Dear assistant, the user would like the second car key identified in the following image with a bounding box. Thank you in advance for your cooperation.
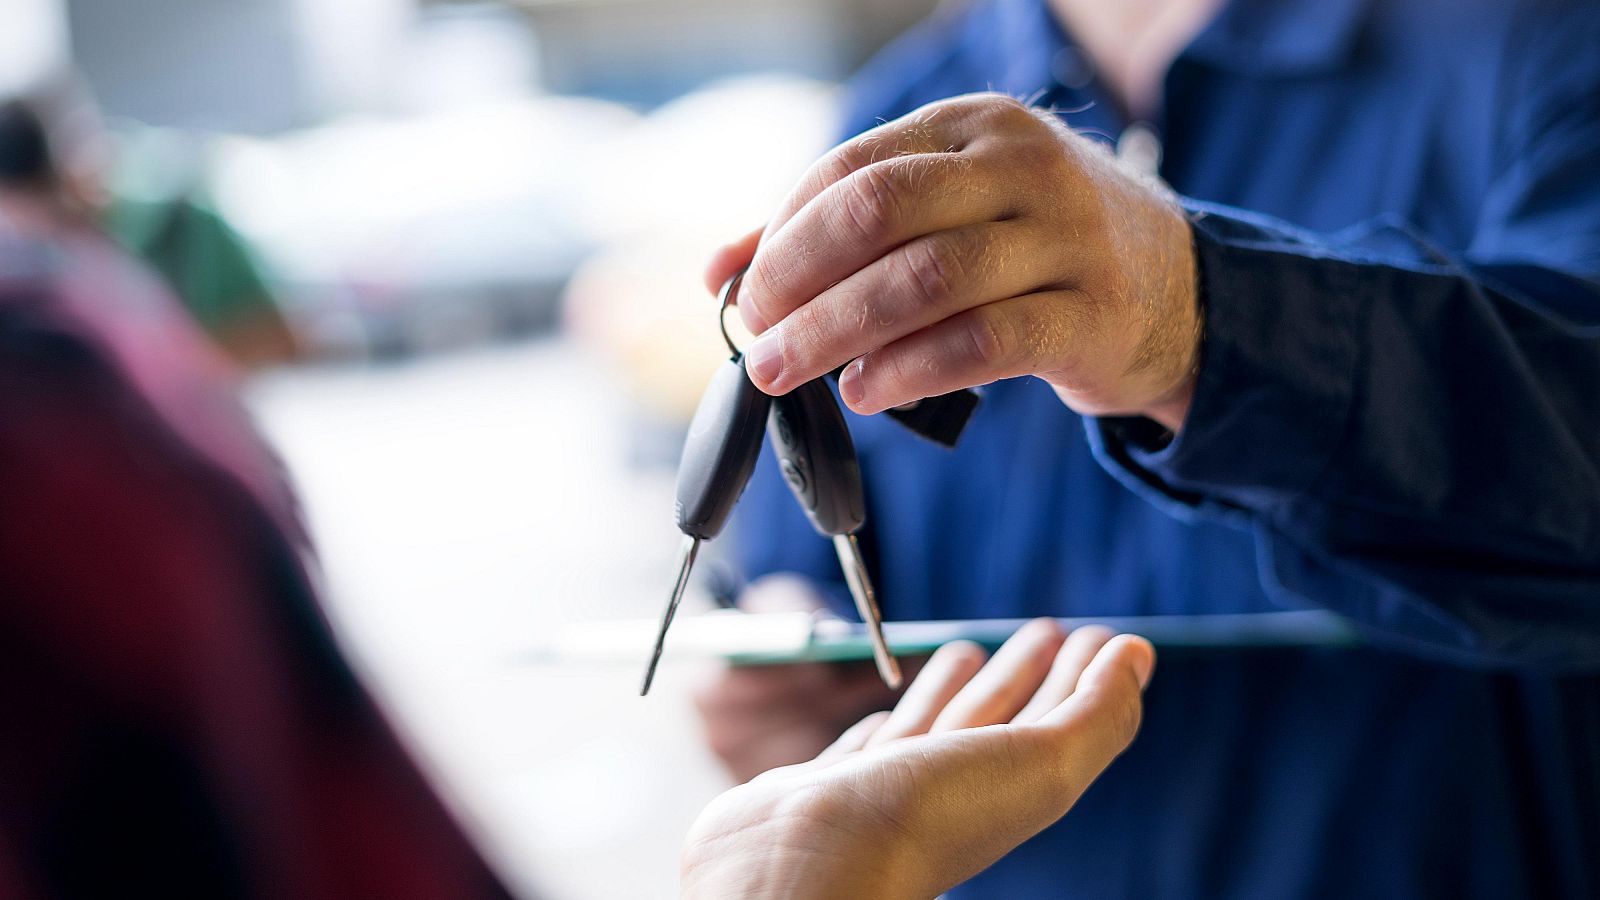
[767,363,902,690]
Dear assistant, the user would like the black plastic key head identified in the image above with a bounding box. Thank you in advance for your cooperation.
[767,378,867,537]
[675,356,773,540]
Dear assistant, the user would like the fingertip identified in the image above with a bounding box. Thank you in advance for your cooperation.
[1008,623,1111,725]
[703,259,731,296]
[1003,618,1067,664]
[705,227,765,296]
[1020,616,1068,642]
[1068,623,1117,645]
[704,247,744,296]
[1026,618,1070,667]
[1123,635,1156,690]
[1036,634,1153,732]
[1095,634,1156,692]
[932,639,989,671]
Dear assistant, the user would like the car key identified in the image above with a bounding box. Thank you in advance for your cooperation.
[768,378,902,690]
[640,288,772,696]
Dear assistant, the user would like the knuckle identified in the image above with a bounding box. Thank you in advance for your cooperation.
[820,150,860,185]
[868,345,926,406]
[912,152,964,195]
[958,309,1010,369]
[744,255,788,326]
[851,120,916,164]
[974,93,1032,127]
[840,164,904,244]
[786,308,833,370]
[1022,101,1061,129]
[805,147,865,202]
[901,235,966,308]
[925,94,975,125]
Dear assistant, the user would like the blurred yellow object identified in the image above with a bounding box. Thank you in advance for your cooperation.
[561,75,836,422]
[564,238,753,424]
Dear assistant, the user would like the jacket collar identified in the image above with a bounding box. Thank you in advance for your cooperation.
[1184,0,1373,76]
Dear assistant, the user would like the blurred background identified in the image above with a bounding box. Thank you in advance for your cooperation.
[1,0,939,895]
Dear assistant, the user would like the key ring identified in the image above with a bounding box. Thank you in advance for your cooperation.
[717,266,748,359]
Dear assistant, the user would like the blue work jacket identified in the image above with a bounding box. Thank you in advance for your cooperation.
[732,0,1600,896]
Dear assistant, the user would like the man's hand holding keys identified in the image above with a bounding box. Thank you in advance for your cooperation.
[706,93,1202,432]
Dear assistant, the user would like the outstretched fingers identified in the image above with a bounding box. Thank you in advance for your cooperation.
[1035,634,1156,774]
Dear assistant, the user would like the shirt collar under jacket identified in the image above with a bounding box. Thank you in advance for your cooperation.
[988,0,1375,99]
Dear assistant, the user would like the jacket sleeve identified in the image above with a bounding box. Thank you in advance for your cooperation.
[1090,19,1600,669]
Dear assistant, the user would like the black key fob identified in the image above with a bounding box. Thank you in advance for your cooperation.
[675,356,772,540]
[767,378,867,537]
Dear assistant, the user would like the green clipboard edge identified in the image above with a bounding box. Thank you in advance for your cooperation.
[724,610,1361,667]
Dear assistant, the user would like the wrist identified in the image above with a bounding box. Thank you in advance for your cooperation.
[1140,293,1201,433]
[1131,202,1202,432]
[1040,125,1204,425]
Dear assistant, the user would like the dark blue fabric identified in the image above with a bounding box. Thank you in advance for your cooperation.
[730,0,1600,896]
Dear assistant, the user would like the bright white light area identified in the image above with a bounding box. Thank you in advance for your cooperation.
[246,342,729,899]
[0,0,68,95]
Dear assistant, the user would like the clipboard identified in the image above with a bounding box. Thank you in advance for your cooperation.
[527,608,1360,668]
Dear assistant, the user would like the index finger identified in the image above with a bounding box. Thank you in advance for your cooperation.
[739,98,998,334]
[760,101,957,250]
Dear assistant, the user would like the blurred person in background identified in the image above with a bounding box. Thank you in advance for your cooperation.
[2,79,298,370]
[701,0,1600,896]
[103,127,300,370]
[2,85,1160,898]
[1,95,505,898]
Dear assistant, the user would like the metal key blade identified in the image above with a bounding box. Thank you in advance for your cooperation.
[833,533,902,690]
[641,535,700,695]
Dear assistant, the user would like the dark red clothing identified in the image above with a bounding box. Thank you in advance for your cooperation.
[0,225,510,899]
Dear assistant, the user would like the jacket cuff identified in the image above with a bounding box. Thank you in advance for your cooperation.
[1089,205,1366,518]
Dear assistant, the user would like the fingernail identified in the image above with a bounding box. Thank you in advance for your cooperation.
[745,332,783,388]
[839,358,866,408]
